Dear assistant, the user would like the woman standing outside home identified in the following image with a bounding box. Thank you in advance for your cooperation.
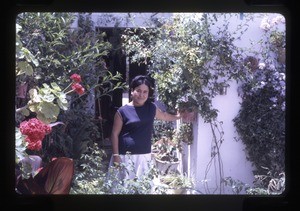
[109,75,185,180]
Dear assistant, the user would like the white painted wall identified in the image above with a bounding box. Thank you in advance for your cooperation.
[187,81,255,194]
[183,13,285,194]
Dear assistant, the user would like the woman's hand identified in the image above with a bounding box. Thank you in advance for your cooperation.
[113,155,122,167]
[180,110,197,122]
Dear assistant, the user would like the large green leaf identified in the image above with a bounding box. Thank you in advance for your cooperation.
[17,61,33,76]
[38,101,60,123]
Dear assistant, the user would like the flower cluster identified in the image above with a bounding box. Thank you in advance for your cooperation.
[259,14,285,49]
[259,14,285,31]
[70,73,85,95]
[70,73,81,83]
[19,118,52,151]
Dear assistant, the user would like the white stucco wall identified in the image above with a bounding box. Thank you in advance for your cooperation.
[183,13,285,194]
[187,81,255,194]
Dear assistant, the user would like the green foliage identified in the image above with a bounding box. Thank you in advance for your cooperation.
[223,176,250,194]
[15,127,27,163]
[175,122,193,145]
[122,13,247,122]
[17,13,76,83]
[26,83,67,124]
[159,172,194,189]
[152,119,175,143]
[70,143,109,194]
[70,143,195,194]
[15,13,286,195]
[233,14,285,179]
[123,13,285,194]
[223,170,285,195]
[106,161,158,194]
[16,24,39,77]
[70,143,162,194]
[152,137,179,163]
[16,12,116,102]
[30,108,103,163]
[16,12,126,165]
[233,85,285,175]
[252,169,285,194]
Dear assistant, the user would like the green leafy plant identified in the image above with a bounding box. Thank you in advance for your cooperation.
[175,122,193,146]
[121,13,249,193]
[16,75,84,124]
[122,13,247,122]
[152,137,179,163]
[233,14,285,180]
[71,143,165,194]
[16,12,126,162]
[159,172,194,191]
[152,119,175,143]
[223,170,285,195]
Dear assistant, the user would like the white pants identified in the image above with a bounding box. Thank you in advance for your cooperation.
[108,153,153,180]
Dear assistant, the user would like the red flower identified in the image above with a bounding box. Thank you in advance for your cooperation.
[71,83,85,95]
[19,118,52,151]
[70,73,82,83]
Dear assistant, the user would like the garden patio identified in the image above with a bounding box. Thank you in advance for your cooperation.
[15,12,285,195]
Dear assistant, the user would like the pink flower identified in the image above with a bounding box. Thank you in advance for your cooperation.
[70,73,82,83]
[71,83,85,95]
[19,118,52,151]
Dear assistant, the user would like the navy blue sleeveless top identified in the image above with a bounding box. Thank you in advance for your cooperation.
[117,100,156,154]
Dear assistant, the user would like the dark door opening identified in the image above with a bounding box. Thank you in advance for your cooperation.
[95,27,147,142]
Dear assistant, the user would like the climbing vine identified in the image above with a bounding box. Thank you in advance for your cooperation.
[121,13,253,193]
[233,14,286,184]
[121,13,285,194]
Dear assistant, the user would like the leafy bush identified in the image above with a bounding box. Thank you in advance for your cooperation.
[71,143,167,194]
[152,119,175,143]
[16,12,126,163]
[122,13,248,122]
[233,14,285,188]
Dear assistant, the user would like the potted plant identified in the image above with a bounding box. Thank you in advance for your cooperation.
[174,122,193,146]
[151,120,194,174]
[152,137,180,174]
[158,172,196,194]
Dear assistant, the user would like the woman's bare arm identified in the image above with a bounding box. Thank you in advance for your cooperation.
[110,111,123,163]
[155,107,181,121]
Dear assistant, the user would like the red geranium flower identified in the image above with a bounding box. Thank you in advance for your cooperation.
[70,73,82,83]
[19,118,52,151]
[71,83,85,95]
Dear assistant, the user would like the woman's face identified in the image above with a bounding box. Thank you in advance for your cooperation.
[131,83,149,106]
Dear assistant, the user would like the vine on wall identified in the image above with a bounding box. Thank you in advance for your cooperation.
[121,13,286,193]
[121,13,251,193]
[233,14,286,190]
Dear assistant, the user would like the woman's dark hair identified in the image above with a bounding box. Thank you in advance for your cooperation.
[130,75,154,98]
